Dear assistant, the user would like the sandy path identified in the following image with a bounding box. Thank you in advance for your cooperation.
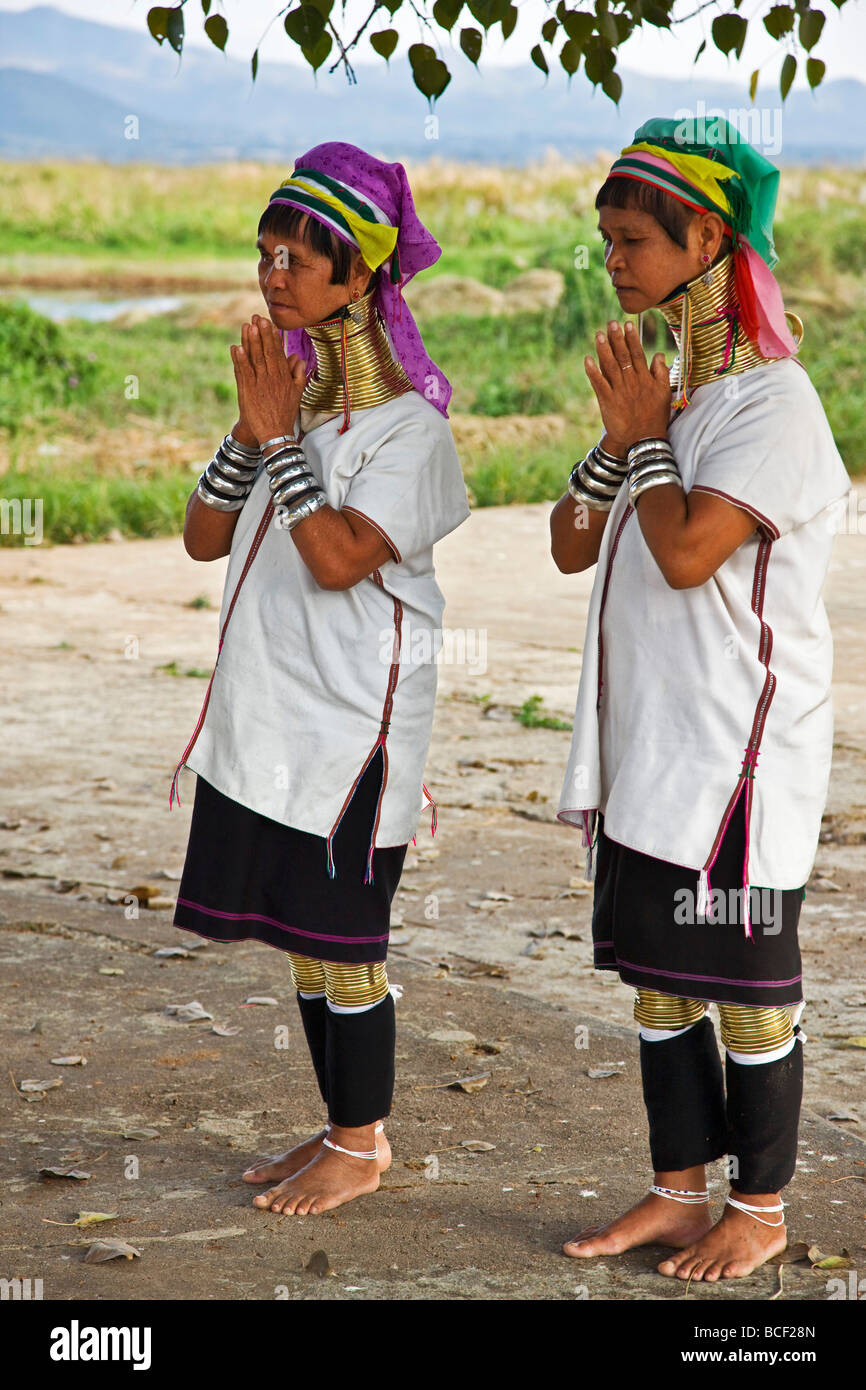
[1,497,865,1120]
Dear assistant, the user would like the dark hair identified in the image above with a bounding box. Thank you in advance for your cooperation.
[257,202,376,291]
[595,177,732,260]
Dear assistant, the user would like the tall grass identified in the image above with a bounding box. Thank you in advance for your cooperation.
[0,159,863,544]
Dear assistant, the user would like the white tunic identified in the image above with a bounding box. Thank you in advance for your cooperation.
[179,390,471,855]
[557,358,851,902]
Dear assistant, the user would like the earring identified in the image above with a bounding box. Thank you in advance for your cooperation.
[352,289,361,300]
[701,253,714,287]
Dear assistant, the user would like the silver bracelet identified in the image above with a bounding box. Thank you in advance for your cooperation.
[629,471,683,507]
[265,451,308,479]
[626,434,682,508]
[275,490,327,531]
[627,436,671,461]
[223,432,262,462]
[272,474,321,507]
[568,442,629,511]
[261,433,298,453]
[595,441,628,469]
[196,475,246,512]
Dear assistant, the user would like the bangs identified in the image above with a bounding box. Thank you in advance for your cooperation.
[595,176,697,251]
[257,202,357,284]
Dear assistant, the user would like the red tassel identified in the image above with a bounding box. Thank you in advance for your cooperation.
[337,314,351,434]
[733,246,761,347]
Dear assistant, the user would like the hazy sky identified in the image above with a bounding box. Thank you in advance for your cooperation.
[3,0,864,88]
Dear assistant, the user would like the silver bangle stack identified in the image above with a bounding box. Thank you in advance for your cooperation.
[626,437,683,508]
[197,433,263,512]
[567,440,629,512]
[264,440,327,532]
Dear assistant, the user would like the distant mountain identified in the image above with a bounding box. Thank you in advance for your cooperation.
[0,4,863,164]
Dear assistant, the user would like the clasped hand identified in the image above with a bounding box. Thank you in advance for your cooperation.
[230,313,308,446]
[584,320,672,454]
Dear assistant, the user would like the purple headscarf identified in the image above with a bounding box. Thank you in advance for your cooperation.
[270,142,451,418]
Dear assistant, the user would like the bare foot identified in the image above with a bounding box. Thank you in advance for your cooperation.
[242,1128,329,1185]
[563,1192,713,1259]
[243,1124,391,1185]
[252,1125,385,1215]
[657,1200,786,1281]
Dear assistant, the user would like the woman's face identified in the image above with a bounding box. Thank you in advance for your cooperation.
[256,219,368,329]
[596,204,718,313]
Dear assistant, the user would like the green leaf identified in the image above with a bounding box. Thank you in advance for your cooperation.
[531,42,549,74]
[433,0,463,28]
[371,28,399,59]
[466,0,510,28]
[601,68,622,104]
[584,41,615,83]
[763,3,795,37]
[460,25,483,63]
[556,0,567,19]
[806,55,825,86]
[541,16,558,41]
[251,47,259,80]
[284,6,326,48]
[166,6,184,54]
[694,37,706,59]
[380,0,402,12]
[305,0,335,15]
[409,44,452,100]
[614,14,633,41]
[501,4,518,39]
[203,14,228,51]
[643,3,672,26]
[780,51,797,97]
[559,38,581,74]
[562,10,595,44]
[146,7,169,43]
[200,0,212,15]
[303,31,332,70]
[711,12,747,57]
[749,67,759,100]
[596,10,618,43]
[798,7,825,48]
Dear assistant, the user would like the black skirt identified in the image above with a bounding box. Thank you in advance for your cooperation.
[172,746,407,964]
[591,786,805,1008]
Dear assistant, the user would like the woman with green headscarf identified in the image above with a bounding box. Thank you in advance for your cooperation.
[551,117,850,1281]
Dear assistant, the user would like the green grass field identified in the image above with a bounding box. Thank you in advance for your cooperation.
[0,159,862,544]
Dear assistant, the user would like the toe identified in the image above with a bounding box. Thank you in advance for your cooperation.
[703,1262,725,1282]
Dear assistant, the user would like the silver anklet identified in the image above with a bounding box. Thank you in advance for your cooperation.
[322,1136,379,1161]
[725,1195,785,1227]
[650,1184,710,1205]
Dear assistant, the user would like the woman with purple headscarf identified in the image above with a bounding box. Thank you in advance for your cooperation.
[169,143,470,1217]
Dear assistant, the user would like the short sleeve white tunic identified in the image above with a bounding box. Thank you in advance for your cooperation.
[557,358,852,898]
[179,390,471,859]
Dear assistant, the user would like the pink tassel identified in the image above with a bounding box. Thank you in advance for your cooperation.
[422,782,437,838]
[364,843,375,886]
[736,238,799,358]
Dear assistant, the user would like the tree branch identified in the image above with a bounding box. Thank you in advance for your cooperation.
[327,18,359,83]
[328,1,384,73]
[671,0,726,25]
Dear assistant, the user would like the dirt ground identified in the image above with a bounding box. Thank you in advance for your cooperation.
[1,498,864,1304]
